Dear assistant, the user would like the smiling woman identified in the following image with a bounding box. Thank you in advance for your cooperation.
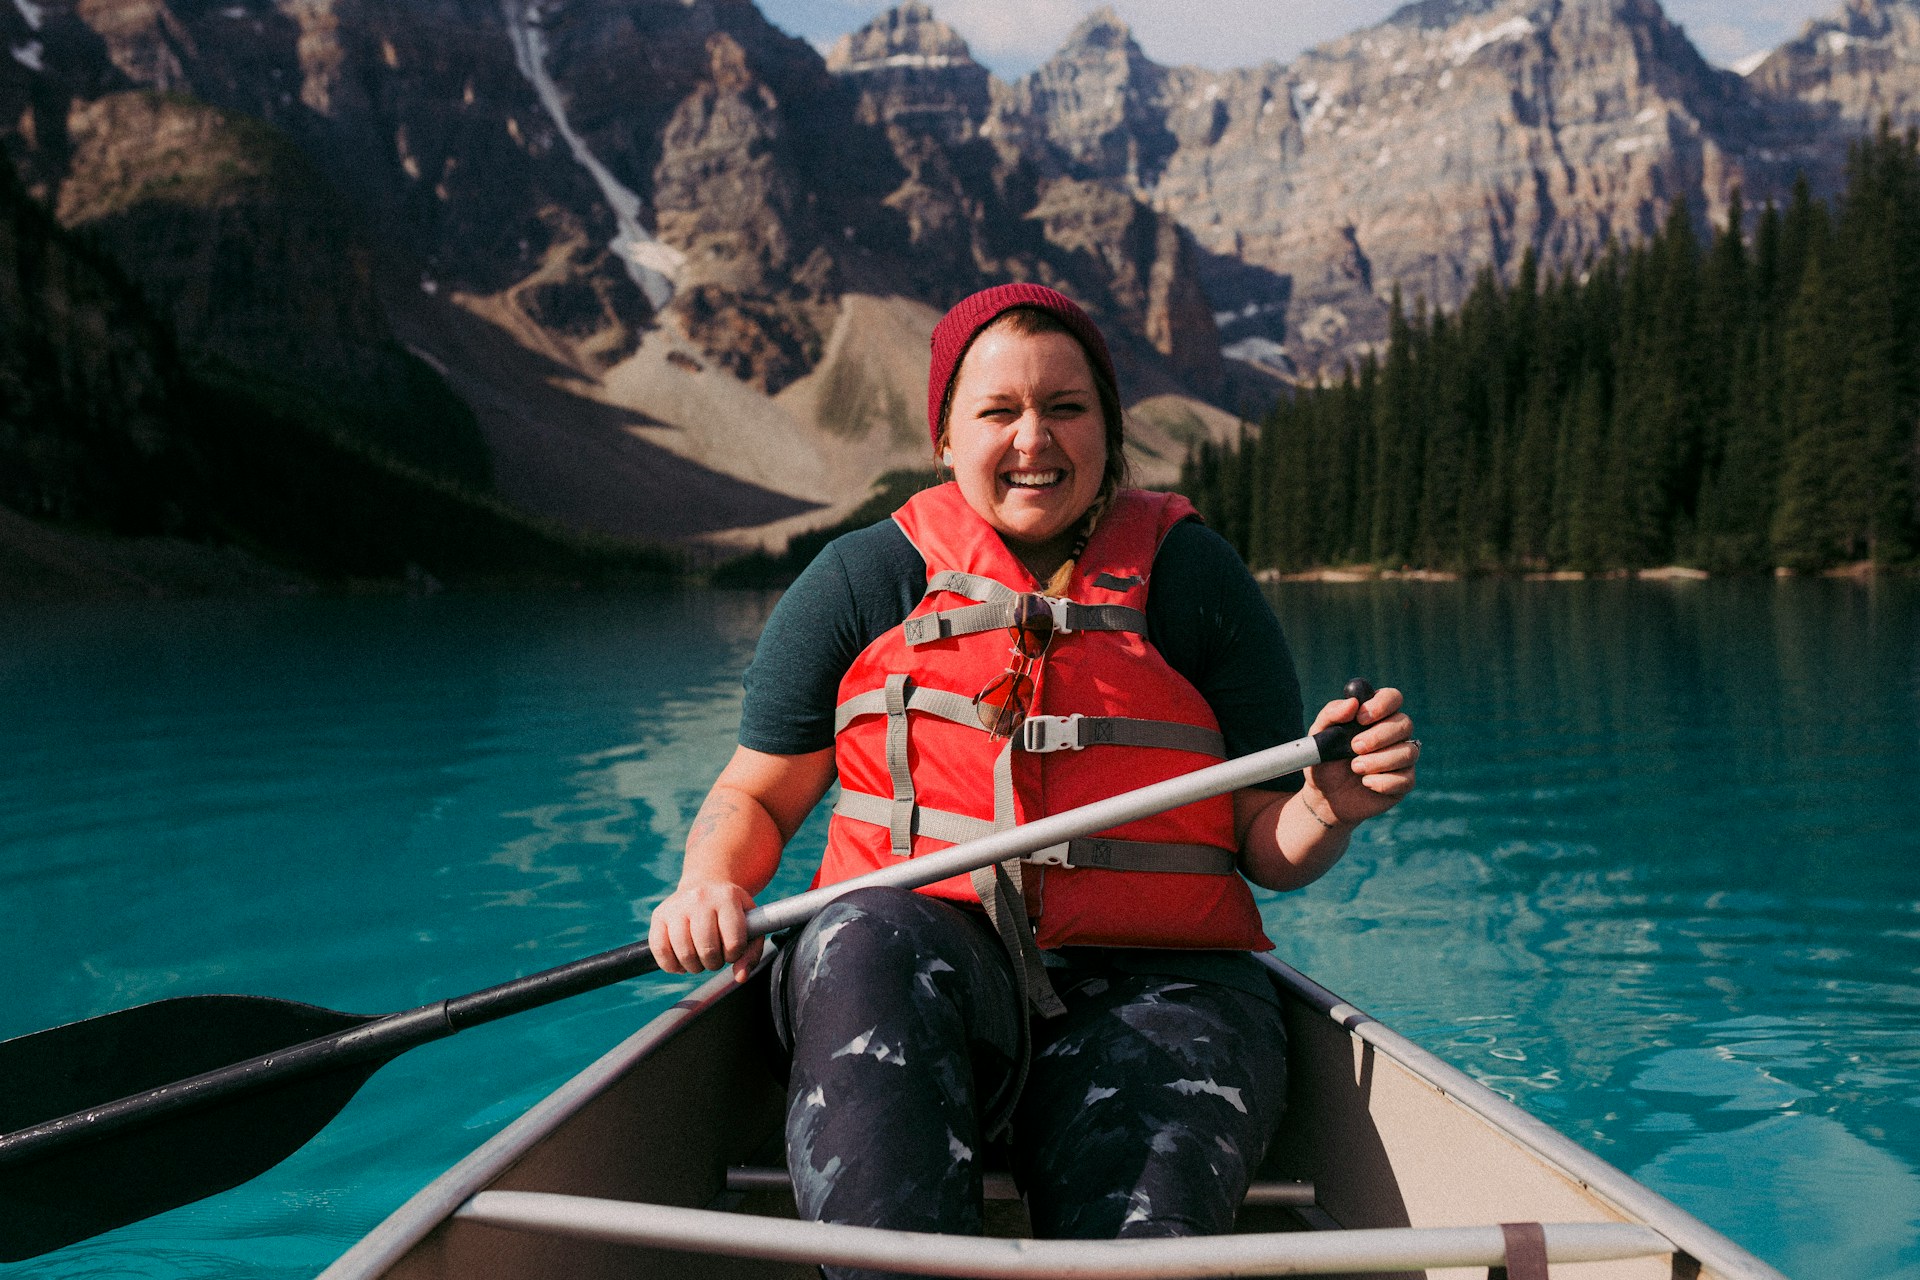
[645,282,1419,1276]
[931,294,1127,590]
[942,326,1109,572]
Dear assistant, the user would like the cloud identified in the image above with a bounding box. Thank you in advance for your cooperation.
[1110,0,1399,70]
[1687,19,1761,64]
[932,0,1088,73]
[1661,0,1840,67]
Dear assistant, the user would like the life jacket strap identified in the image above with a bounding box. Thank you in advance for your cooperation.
[982,737,1067,1021]
[925,569,1019,603]
[834,684,982,734]
[1018,714,1225,758]
[902,596,1148,647]
[832,789,995,845]
[837,690,1222,761]
[883,674,915,858]
[831,790,1236,875]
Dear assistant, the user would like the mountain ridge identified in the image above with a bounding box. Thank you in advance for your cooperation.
[3,0,1915,577]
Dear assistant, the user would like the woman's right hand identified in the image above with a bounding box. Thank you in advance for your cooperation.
[649,879,762,981]
[651,745,836,983]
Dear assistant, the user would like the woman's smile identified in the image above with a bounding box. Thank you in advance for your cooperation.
[944,327,1107,566]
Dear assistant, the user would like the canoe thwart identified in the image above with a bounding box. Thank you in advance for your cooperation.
[455,1190,1676,1279]
[723,1165,1316,1208]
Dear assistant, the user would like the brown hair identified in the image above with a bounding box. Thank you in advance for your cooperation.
[934,307,1131,595]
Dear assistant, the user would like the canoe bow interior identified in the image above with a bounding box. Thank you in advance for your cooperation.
[322,956,1784,1280]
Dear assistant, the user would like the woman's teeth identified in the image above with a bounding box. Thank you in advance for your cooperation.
[1006,470,1062,488]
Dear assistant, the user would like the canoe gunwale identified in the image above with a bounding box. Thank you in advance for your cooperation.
[454,1191,1677,1278]
[316,966,751,1280]
[1257,955,1790,1280]
[321,953,1793,1280]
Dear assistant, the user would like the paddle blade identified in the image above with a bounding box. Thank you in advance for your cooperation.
[0,994,377,1261]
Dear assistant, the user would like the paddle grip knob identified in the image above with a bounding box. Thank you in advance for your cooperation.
[1311,678,1378,763]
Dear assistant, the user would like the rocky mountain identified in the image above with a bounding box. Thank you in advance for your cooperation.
[1748,0,1920,136]
[1,0,1244,561]
[0,159,664,594]
[2,0,1914,573]
[977,0,1864,376]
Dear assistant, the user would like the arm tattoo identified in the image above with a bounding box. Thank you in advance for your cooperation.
[688,793,741,849]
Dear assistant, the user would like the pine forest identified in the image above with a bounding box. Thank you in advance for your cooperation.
[1179,126,1920,576]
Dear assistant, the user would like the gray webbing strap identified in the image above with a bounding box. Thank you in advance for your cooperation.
[833,791,1233,875]
[1017,715,1225,757]
[835,685,983,735]
[970,862,1036,1142]
[977,740,1065,1020]
[902,602,1006,647]
[1034,838,1236,876]
[832,791,996,846]
[926,570,1017,603]
[902,598,1149,647]
[884,675,914,858]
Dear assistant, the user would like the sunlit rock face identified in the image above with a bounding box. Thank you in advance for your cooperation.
[1747,0,1920,139]
[982,0,1829,374]
[818,2,1226,389]
[0,0,1240,548]
[4,0,1908,546]
[998,6,1179,189]
[826,0,990,144]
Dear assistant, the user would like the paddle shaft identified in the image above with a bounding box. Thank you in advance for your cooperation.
[1,698,1373,1168]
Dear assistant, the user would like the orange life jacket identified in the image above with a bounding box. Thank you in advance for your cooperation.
[816,483,1274,952]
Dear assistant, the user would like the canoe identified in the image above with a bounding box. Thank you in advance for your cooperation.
[319,953,1789,1280]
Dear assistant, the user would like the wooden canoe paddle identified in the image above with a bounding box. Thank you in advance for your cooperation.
[0,680,1379,1261]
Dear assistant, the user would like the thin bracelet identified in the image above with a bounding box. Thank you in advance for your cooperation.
[1304,802,1343,831]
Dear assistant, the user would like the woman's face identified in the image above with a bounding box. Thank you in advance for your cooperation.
[944,326,1108,555]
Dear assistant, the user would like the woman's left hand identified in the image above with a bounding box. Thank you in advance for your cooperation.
[1301,686,1419,828]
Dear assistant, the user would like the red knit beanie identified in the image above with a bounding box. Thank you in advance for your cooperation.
[926,283,1116,452]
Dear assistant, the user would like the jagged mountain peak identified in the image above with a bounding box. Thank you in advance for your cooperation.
[824,0,989,146]
[1026,2,1164,95]
[1794,0,1920,40]
[1381,0,1516,34]
[1059,5,1137,52]
[1747,0,1920,132]
[825,1,981,73]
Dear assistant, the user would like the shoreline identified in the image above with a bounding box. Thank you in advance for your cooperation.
[1254,561,1904,584]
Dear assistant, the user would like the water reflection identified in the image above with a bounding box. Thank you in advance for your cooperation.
[1265,576,1920,1279]
[3,579,1915,1279]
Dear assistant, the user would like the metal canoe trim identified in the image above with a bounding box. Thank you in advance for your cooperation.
[454,1191,1672,1278]
[1256,954,1791,1280]
[315,964,753,1280]
[722,1166,1316,1207]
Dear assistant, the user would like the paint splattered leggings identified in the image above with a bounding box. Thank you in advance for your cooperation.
[770,886,1289,1280]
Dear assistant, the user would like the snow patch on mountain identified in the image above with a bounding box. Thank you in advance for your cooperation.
[500,0,681,311]
[1446,15,1535,64]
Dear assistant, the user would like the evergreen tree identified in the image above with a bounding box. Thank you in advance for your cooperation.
[1182,139,1919,576]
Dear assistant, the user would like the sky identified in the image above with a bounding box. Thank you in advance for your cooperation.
[758,0,1848,79]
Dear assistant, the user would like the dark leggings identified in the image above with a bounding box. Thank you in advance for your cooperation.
[772,887,1288,1279]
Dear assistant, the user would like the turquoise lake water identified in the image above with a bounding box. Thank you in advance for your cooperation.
[2,578,1916,1279]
